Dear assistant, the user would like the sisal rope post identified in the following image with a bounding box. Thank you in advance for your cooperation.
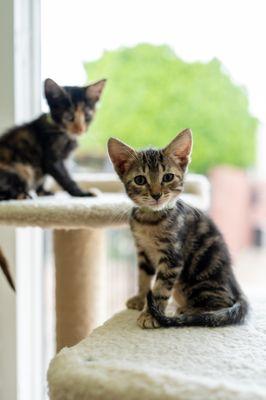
[53,228,106,351]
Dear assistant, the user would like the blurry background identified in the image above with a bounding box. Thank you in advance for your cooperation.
[42,0,266,311]
[0,1,266,399]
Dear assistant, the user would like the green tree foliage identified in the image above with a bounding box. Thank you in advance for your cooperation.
[82,44,257,173]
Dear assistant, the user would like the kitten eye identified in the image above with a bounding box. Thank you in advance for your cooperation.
[85,112,92,122]
[134,175,147,185]
[64,112,75,122]
[85,107,93,122]
[162,173,174,183]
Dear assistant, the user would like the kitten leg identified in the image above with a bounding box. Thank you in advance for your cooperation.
[126,251,155,311]
[173,281,187,314]
[138,261,181,329]
[45,161,96,197]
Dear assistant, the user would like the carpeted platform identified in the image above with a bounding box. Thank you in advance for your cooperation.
[0,193,131,229]
[48,295,266,400]
[0,191,206,229]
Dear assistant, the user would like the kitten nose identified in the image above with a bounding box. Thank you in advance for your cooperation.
[74,125,84,133]
[151,193,162,201]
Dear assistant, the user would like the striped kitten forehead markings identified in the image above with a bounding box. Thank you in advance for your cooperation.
[140,149,162,170]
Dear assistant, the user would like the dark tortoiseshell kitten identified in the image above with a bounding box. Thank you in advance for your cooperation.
[0,78,105,290]
[0,78,106,200]
[108,129,248,329]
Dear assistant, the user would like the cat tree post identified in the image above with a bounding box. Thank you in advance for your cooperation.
[54,228,106,351]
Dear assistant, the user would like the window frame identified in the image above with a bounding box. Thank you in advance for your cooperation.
[0,0,44,399]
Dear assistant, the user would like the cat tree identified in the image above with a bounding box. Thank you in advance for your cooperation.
[0,173,210,350]
[0,193,131,350]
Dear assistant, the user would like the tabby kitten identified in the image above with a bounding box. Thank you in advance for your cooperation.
[108,129,248,329]
[0,78,106,200]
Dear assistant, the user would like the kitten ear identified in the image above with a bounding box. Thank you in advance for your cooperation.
[108,137,136,177]
[163,129,193,170]
[85,79,106,104]
[44,78,67,101]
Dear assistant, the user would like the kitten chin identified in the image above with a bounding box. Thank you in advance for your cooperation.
[65,131,84,141]
[137,198,177,212]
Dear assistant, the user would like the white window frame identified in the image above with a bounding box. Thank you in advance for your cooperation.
[0,0,44,399]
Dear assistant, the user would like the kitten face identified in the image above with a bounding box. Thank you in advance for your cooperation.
[122,151,184,210]
[44,78,106,138]
[108,129,192,211]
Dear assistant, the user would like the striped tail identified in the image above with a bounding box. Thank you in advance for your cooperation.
[147,290,248,328]
[0,247,16,291]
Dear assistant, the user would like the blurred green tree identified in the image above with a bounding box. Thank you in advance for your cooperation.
[82,44,258,173]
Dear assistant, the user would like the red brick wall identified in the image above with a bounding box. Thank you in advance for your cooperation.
[208,166,252,258]
[250,180,266,231]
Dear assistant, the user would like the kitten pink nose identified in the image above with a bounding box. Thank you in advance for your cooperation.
[151,193,162,201]
[73,125,84,134]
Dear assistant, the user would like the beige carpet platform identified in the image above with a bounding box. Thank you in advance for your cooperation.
[0,193,132,229]
[0,193,132,350]
[48,294,266,400]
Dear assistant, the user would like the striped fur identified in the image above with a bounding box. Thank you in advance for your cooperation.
[108,129,248,329]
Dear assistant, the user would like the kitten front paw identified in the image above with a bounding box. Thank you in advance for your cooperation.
[80,188,101,197]
[137,311,160,329]
[79,191,97,197]
[126,295,145,311]
[17,192,32,200]
[37,189,54,197]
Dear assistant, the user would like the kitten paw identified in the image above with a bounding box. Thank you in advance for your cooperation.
[126,295,145,311]
[80,188,101,197]
[137,311,160,329]
[37,189,54,197]
[79,191,96,197]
